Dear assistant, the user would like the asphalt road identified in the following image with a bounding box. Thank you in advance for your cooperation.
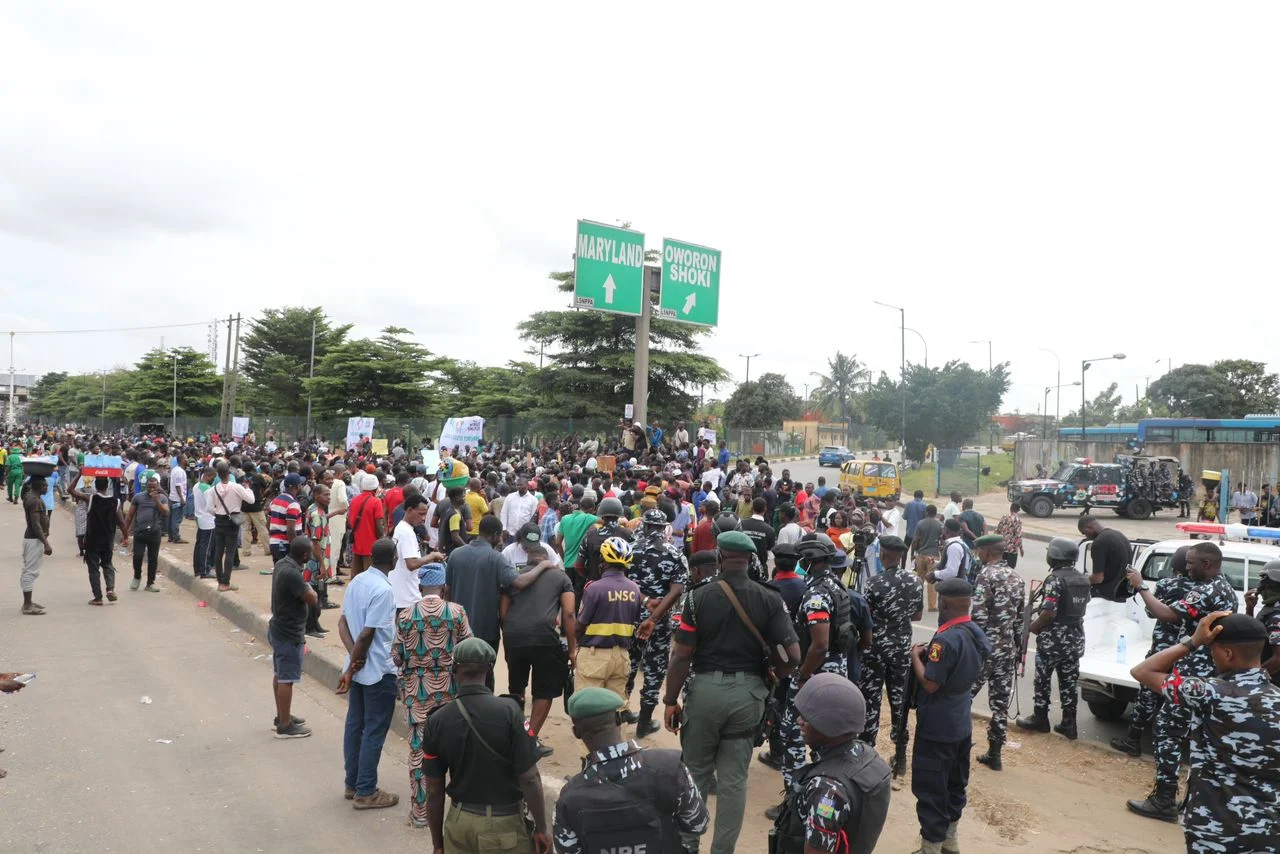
[0,505,431,854]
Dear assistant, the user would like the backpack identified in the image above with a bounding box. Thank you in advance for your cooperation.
[939,538,977,585]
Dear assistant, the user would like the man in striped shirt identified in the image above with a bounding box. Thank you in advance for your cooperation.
[268,474,305,568]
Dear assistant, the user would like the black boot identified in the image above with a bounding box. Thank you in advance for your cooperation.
[1054,714,1078,740]
[1110,726,1143,757]
[1016,711,1051,733]
[634,710,660,739]
[1126,783,1179,822]
[764,799,786,821]
[976,742,1003,771]
[757,750,784,770]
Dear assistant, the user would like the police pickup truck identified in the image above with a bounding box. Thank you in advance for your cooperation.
[1075,531,1269,720]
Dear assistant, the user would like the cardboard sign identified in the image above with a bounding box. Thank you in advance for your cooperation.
[371,438,388,455]
[346,417,375,450]
[597,454,616,474]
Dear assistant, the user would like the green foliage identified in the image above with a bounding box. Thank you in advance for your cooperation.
[438,360,539,419]
[304,327,445,418]
[864,360,1010,460]
[723,373,802,430]
[517,267,728,423]
[1063,382,1125,427]
[240,307,351,414]
[1147,360,1280,418]
[129,348,222,418]
[811,351,870,422]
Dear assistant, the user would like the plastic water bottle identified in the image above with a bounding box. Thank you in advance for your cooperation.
[1116,631,1128,664]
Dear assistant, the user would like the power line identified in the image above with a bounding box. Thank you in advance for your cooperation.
[11,319,220,336]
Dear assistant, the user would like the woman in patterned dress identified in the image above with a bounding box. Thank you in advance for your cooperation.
[392,563,470,829]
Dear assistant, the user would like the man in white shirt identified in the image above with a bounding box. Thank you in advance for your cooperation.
[702,462,725,496]
[930,518,969,584]
[499,480,540,543]
[168,454,189,544]
[879,502,902,537]
[192,467,217,578]
[328,466,350,581]
[389,495,443,614]
[943,491,962,521]
[674,421,690,447]
[502,523,563,569]
[776,504,804,546]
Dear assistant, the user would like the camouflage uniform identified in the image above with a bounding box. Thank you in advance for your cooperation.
[626,530,689,719]
[1129,574,1196,730]
[857,566,924,747]
[969,560,1025,746]
[1153,575,1238,789]
[1160,666,1280,853]
[782,573,850,788]
[1030,573,1087,718]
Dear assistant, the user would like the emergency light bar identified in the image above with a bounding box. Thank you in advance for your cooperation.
[1174,522,1280,541]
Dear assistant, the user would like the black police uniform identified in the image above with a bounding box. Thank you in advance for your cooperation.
[553,740,708,854]
[911,615,991,845]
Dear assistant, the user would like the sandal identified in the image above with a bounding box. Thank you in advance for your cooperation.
[352,789,399,810]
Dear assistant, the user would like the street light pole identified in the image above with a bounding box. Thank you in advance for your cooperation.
[100,372,107,431]
[904,327,928,368]
[873,301,906,460]
[738,352,760,384]
[172,351,178,437]
[1081,354,1127,440]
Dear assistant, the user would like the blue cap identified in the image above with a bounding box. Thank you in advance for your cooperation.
[283,473,305,487]
[417,562,446,587]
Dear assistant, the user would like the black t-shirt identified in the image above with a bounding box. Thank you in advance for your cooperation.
[269,556,310,644]
[674,573,797,675]
[244,474,268,513]
[84,493,120,550]
[958,510,985,544]
[1089,528,1132,601]
[423,685,539,804]
[740,517,776,567]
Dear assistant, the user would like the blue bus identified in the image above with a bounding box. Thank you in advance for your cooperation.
[1057,417,1280,445]
[1057,424,1139,441]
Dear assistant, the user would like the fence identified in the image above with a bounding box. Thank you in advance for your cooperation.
[1013,438,1280,495]
[935,448,981,497]
[779,420,891,454]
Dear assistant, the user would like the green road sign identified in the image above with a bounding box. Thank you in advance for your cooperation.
[573,220,645,316]
[658,238,720,326]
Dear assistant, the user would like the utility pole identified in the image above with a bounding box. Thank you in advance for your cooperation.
[172,351,179,437]
[226,314,242,436]
[100,372,106,431]
[631,265,658,428]
[220,315,233,434]
[738,353,761,384]
[305,316,317,439]
[7,331,15,429]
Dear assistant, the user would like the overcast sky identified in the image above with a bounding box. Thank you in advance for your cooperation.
[2,3,1277,418]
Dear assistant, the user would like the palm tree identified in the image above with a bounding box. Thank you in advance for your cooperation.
[811,352,870,422]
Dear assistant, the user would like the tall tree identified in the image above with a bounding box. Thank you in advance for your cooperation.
[811,351,869,422]
[723,372,802,430]
[864,361,1009,460]
[29,369,139,422]
[1147,360,1280,418]
[438,360,539,419]
[240,307,351,414]
[27,371,68,413]
[305,327,444,418]
[517,265,728,423]
[129,348,222,419]
[1062,382,1125,428]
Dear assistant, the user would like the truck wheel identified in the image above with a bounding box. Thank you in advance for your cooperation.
[1087,697,1129,721]
[1126,498,1153,521]
[1028,495,1054,518]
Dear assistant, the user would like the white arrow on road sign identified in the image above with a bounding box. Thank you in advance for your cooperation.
[603,274,617,304]
[682,292,696,315]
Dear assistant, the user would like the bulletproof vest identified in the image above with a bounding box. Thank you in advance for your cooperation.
[795,572,852,657]
[559,748,685,854]
[583,523,632,581]
[1049,568,1091,626]
[1258,603,1280,685]
[771,742,892,854]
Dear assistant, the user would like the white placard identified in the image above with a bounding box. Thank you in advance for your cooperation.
[345,417,375,450]
[439,416,484,452]
[231,417,249,440]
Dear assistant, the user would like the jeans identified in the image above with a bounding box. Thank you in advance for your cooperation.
[132,528,162,585]
[211,524,239,585]
[168,502,185,541]
[85,546,117,599]
[193,528,214,575]
[343,672,397,797]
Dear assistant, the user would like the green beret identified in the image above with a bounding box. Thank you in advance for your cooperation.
[453,637,496,665]
[974,534,1004,548]
[717,530,757,554]
[566,687,625,720]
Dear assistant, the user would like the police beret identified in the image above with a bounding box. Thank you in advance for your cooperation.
[878,535,907,552]
[794,673,866,737]
[974,534,1004,548]
[689,549,719,567]
[642,508,668,526]
[936,578,973,597]
[1212,614,1268,644]
[717,530,757,554]
[453,637,497,665]
[565,687,626,720]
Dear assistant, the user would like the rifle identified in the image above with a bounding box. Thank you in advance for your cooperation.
[893,663,917,778]
[1018,582,1045,678]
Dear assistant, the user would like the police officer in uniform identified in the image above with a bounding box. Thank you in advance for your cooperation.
[421,638,551,854]
[573,496,633,588]
[712,511,765,581]
[1122,541,1239,821]
[1016,537,1090,740]
[769,533,854,819]
[1244,558,1280,685]
[968,533,1025,771]
[769,674,891,854]
[857,535,922,765]
[663,530,801,854]
[626,508,689,738]
[554,687,708,854]
[1129,612,1280,853]
[759,542,807,772]
[910,578,991,854]
[1110,545,1194,757]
